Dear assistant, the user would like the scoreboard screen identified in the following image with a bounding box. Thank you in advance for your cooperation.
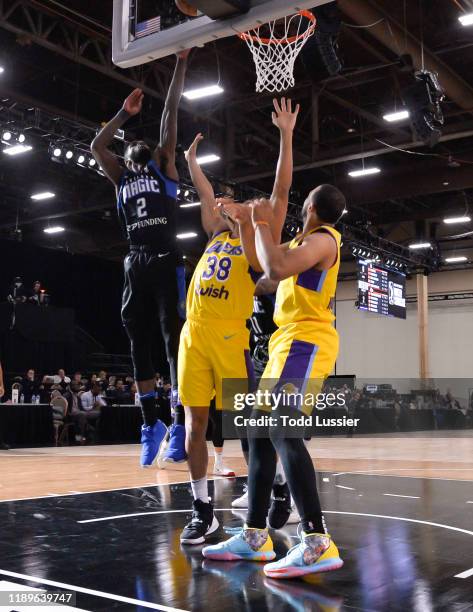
[357,260,407,319]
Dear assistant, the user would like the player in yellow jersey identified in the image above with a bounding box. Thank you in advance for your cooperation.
[179,99,300,545]
[203,184,346,578]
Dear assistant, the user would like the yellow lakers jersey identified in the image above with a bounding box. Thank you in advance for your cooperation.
[187,230,259,322]
[274,225,341,328]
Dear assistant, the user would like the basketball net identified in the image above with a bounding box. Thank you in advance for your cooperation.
[239,11,316,93]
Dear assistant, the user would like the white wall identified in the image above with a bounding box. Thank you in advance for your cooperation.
[334,268,473,379]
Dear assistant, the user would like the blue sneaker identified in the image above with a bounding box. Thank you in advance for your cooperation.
[202,526,276,562]
[263,529,343,579]
[140,420,167,468]
[162,424,187,464]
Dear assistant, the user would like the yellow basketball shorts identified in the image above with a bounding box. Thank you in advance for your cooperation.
[260,321,339,415]
[178,317,254,409]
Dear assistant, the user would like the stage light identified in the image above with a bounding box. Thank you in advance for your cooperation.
[348,167,381,178]
[2,131,12,141]
[53,147,62,157]
[180,202,201,208]
[383,110,410,122]
[0,66,4,74]
[176,232,198,240]
[445,256,467,263]
[403,71,444,147]
[443,216,471,224]
[31,192,55,201]
[44,226,65,234]
[65,150,74,160]
[17,133,26,143]
[177,189,181,195]
[183,84,224,100]
[459,13,473,26]
[409,242,431,250]
[184,190,190,197]
[3,144,32,156]
[77,154,86,164]
[197,154,220,165]
[89,158,96,167]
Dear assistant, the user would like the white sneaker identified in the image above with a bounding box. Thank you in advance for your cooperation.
[287,506,300,524]
[213,463,236,477]
[231,489,249,508]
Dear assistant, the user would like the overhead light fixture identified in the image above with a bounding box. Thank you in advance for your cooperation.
[0,66,4,74]
[3,144,33,156]
[197,154,220,165]
[44,226,65,234]
[409,241,431,250]
[184,190,190,197]
[180,202,201,208]
[459,13,473,26]
[348,167,381,178]
[445,256,467,263]
[2,131,12,141]
[89,158,96,167]
[176,232,198,240]
[31,192,55,201]
[53,147,62,157]
[65,150,74,160]
[183,84,224,100]
[443,216,471,224]
[17,133,26,143]
[77,154,86,164]
[383,110,410,123]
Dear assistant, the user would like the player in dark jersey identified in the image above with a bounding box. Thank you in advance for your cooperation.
[91,51,190,467]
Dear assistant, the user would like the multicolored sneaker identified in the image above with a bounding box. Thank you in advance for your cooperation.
[263,529,343,579]
[202,526,276,562]
[162,424,187,464]
[140,420,167,468]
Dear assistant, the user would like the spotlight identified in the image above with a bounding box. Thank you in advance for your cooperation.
[383,109,410,123]
[44,226,65,234]
[89,158,96,167]
[2,131,12,142]
[31,192,55,201]
[445,256,467,263]
[17,133,26,143]
[77,154,86,165]
[0,66,4,74]
[183,84,224,100]
[53,147,62,157]
[3,144,32,156]
[348,167,381,178]
[459,13,473,26]
[184,190,190,197]
[176,232,198,240]
[443,216,471,224]
[65,150,74,160]
[409,242,431,250]
[197,154,220,165]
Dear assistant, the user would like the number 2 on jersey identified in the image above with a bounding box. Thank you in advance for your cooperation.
[202,256,232,282]
[137,197,147,218]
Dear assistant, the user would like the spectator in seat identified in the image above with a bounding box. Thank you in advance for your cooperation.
[28,281,42,305]
[97,370,108,391]
[77,383,105,441]
[22,369,39,403]
[114,379,132,404]
[105,376,117,402]
[52,369,71,391]
[64,382,86,443]
[0,361,9,450]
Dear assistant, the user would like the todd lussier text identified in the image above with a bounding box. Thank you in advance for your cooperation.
[234,414,360,428]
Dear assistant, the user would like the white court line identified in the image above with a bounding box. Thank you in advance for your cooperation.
[467,501,473,504]
[0,570,188,612]
[323,511,473,537]
[0,477,237,504]
[383,493,420,499]
[455,567,473,579]
[331,470,473,482]
[78,508,235,524]
[334,485,355,491]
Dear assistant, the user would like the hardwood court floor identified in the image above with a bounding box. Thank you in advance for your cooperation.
[0,432,472,501]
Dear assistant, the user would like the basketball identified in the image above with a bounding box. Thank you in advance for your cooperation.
[175,0,198,17]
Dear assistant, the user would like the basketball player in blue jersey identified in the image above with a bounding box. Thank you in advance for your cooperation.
[91,51,190,467]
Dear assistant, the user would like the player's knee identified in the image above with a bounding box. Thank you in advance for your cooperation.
[185,410,208,439]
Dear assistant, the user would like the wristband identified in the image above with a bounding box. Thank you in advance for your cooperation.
[254,221,270,228]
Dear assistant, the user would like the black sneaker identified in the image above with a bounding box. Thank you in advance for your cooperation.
[268,483,292,529]
[180,499,219,545]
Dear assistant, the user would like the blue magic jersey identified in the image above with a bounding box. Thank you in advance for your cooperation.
[117,159,178,250]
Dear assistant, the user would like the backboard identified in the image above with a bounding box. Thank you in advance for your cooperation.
[112,0,333,68]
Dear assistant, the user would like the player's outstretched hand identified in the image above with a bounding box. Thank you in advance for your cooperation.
[185,133,204,162]
[251,198,274,227]
[272,97,300,132]
[217,199,252,225]
[123,89,144,116]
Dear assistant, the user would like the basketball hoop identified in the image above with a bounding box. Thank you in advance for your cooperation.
[239,10,316,93]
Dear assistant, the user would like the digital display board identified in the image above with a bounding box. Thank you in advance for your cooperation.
[357,260,406,319]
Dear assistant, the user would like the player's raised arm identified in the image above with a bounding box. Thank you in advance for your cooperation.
[270,97,300,241]
[219,200,263,272]
[251,198,336,281]
[157,51,190,182]
[91,89,143,186]
[185,133,224,238]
